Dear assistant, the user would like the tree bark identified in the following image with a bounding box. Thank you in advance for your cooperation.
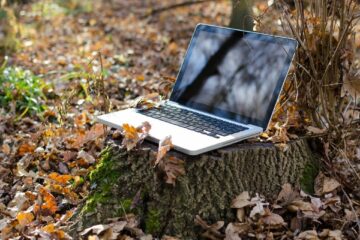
[72,138,319,239]
[229,0,254,30]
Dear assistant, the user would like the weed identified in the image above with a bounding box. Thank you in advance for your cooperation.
[0,62,47,117]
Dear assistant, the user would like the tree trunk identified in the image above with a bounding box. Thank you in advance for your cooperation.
[229,0,254,30]
[72,138,319,239]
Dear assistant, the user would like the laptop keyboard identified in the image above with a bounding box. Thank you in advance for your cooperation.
[139,104,247,138]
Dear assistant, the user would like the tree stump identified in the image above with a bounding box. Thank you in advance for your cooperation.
[73,138,320,239]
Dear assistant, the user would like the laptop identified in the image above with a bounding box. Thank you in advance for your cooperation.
[96,24,298,155]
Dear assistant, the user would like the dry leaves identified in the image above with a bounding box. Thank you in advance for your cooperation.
[34,187,58,216]
[197,183,354,240]
[195,215,225,240]
[121,122,151,151]
[155,135,173,166]
[67,123,105,149]
[16,211,34,226]
[159,156,185,185]
[131,93,164,110]
[315,172,341,196]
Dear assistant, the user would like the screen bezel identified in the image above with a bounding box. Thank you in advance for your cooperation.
[169,23,298,129]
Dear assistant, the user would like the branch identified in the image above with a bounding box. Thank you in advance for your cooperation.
[141,0,220,18]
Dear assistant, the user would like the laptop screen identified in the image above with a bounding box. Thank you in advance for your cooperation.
[170,24,297,129]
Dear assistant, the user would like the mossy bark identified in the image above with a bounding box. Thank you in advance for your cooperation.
[73,138,319,239]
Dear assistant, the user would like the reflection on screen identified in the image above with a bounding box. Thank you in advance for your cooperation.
[171,29,295,126]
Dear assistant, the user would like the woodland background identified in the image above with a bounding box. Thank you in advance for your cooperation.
[0,0,360,239]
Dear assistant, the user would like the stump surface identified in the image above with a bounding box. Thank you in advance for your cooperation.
[74,138,319,239]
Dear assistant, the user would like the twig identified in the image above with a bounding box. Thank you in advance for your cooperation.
[342,187,360,234]
[141,0,220,18]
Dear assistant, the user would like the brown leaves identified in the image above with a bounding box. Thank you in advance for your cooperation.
[231,191,254,209]
[158,156,185,185]
[34,187,57,216]
[155,135,173,166]
[17,142,36,156]
[39,223,66,239]
[276,183,299,205]
[121,121,151,151]
[224,223,249,240]
[221,183,354,239]
[131,93,164,110]
[153,136,185,185]
[314,172,341,196]
[78,214,163,240]
[48,172,72,186]
[16,211,34,226]
[259,209,285,226]
[194,215,225,240]
[67,123,105,149]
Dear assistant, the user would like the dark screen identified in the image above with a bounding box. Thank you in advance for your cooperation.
[170,25,297,128]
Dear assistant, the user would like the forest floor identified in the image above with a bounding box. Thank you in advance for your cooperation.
[0,0,360,239]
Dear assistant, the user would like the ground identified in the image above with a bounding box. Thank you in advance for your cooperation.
[0,0,359,239]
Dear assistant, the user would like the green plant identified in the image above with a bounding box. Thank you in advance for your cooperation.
[0,63,47,117]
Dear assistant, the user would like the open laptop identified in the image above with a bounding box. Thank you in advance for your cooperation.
[96,24,298,155]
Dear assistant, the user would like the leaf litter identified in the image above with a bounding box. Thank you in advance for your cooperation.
[0,0,359,239]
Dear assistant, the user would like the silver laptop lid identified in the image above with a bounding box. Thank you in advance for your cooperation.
[169,24,298,129]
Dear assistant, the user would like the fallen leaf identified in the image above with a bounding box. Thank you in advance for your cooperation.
[16,211,34,226]
[167,42,178,55]
[269,122,289,143]
[295,230,319,240]
[75,112,90,127]
[319,229,342,240]
[276,183,299,205]
[288,200,314,212]
[34,187,58,216]
[131,93,164,110]
[69,123,105,149]
[322,177,341,194]
[315,172,341,195]
[121,122,151,151]
[306,126,327,134]
[194,215,225,240]
[231,191,254,209]
[236,208,245,222]
[7,192,30,217]
[18,142,36,156]
[158,156,185,185]
[155,135,173,166]
[249,194,268,219]
[136,74,145,81]
[78,150,96,164]
[48,172,73,185]
[225,223,249,240]
[80,224,110,236]
[41,223,66,239]
[260,210,285,226]
[1,143,11,155]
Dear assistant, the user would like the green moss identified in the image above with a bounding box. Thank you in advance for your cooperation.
[116,198,133,216]
[300,160,319,194]
[83,192,111,213]
[83,147,121,213]
[145,208,161,235]
[89,148,121,193]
